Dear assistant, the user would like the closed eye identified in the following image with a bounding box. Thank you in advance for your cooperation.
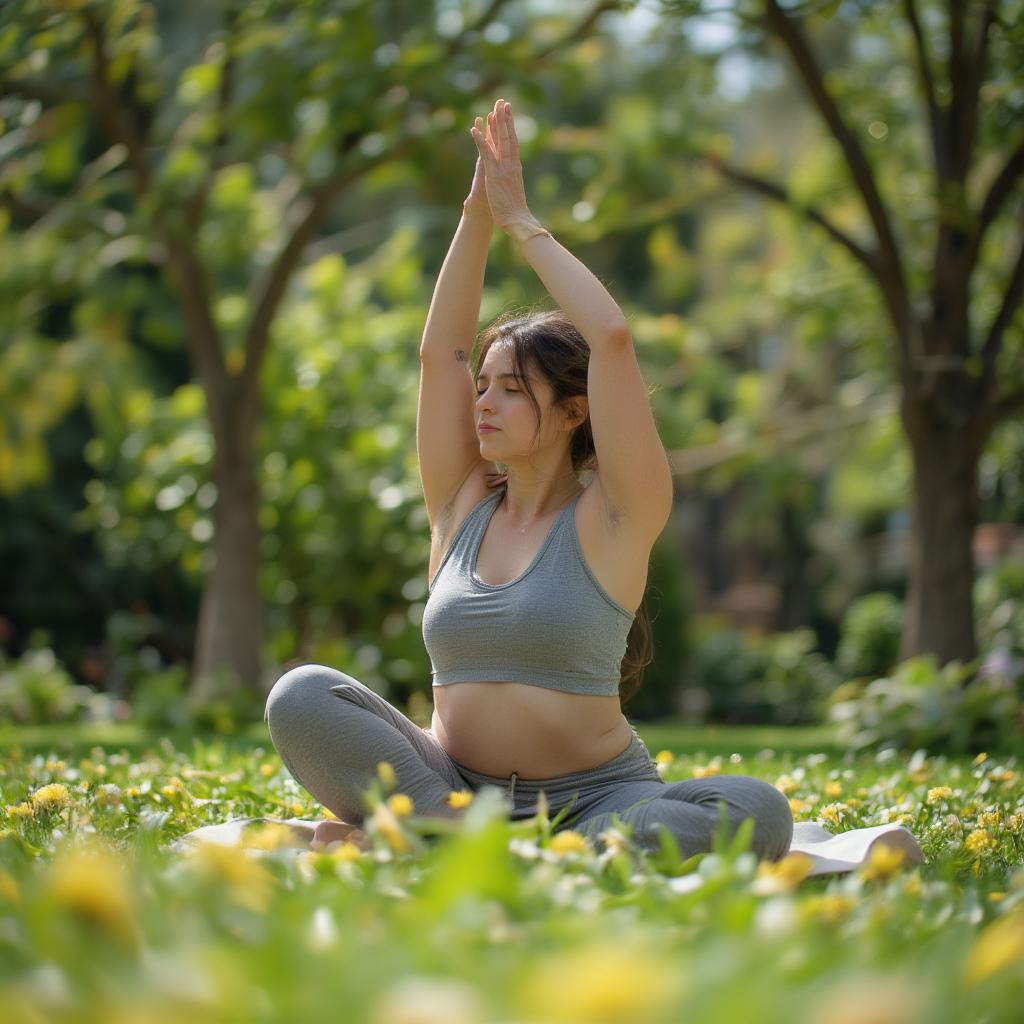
[475,388,519,395]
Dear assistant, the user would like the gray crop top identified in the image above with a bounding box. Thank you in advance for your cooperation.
[421,485,635,697]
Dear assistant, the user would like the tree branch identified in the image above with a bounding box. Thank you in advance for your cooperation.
[978,222,1024,397]
[957,0,998,182]
[985,385,1024,431]
[81,9,150,193]
[901,0,943,174]
[966,135,1024,276]
[185,3,240,234]
[762,0,910,343]
[703,151,881,277]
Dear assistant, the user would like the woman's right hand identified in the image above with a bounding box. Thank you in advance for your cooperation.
[462,114,494,223]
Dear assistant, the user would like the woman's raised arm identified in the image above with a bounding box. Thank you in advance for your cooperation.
[470,99,674,537]
[416,124,500,527]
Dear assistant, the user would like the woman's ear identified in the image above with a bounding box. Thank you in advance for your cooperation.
[563,396,588,430]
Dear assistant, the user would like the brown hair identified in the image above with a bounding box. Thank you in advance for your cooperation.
[472,307,655,707]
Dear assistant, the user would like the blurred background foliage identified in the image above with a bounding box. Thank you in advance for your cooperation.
[1,0,1021,749]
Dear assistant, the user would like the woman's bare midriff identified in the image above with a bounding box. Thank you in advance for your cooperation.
[429,681,632,779]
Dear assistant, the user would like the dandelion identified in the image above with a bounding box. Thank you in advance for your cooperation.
[548,831,593,857]
[328,842,363,862]
[788,797,810,816]
[387,793,414,817]
[188,843,276,912]
[1008,813,1024,832]
[803,892,856,923]
[95,784,123,808]
[445,790,473,809]
[31,783,72,812]
[988,767,1018,784]
[376,760,397,793]
[964,829,997,855]
[824,780,842,798]
[774,774,799,795]
[243,822,300,851]
[48,839,140,948]
[926,786,953,804]
[45,758,66,773]
[987,891,1007,903]
[5,802,33,820]
[519,940,683,1023]
[859,843,907,882]
[370,802,411,854]
[964,908,1024,987]
[654,750,674,766]
[977,810,1002,829]
[259,763,276,778]
[0,867,19,904]
[160,777,190,805]
[692,758,722,778]
[818,803,846,827]
[752,852,815,895]
[972,752,989,766]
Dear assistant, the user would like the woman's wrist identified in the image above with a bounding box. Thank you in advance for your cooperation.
[502,214,551,245]
[461,203,493,229]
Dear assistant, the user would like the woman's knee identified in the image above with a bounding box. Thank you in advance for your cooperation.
[744,777,794,861]
[264,663,354,727]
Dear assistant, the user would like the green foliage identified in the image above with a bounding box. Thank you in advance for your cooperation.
[827,654,1024,755]
[682,621,836,726]
[0,647,119,726]
[976,560,1024,667]
[836,591,905,679]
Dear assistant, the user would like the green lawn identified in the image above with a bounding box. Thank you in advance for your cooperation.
[1,722,1021,1023]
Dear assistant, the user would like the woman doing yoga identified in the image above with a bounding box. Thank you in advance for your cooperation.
[264,98,793,861]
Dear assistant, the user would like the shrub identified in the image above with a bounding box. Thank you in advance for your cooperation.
[826,653,1024,754]
[835,591,904,679]
[0,647,124,725]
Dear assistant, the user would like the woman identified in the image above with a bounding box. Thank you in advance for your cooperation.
[265,98,793,861]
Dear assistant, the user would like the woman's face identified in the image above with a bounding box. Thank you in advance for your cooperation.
[474,342,562,458]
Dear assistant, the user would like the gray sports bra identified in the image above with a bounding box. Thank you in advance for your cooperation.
[421,485,635,697]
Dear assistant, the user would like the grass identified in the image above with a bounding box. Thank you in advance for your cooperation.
[0,720,1022,1023]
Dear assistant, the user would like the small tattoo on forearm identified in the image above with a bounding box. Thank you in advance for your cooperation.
[454,349,467,363]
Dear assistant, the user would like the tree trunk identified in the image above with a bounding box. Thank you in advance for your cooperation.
[900,415,981,666]
[189,403,264,704]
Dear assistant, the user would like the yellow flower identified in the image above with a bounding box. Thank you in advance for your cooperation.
[1008,813,1024,832]
[445,790,474,809]
[903,873,922,896]
[972,752,989,766]
[909,770,929,784]
[31,783,72,812]
[45,758,66,773]
[259,763,275,778]
[859,844,907,881]
[977,811,1002,829]
[160,777,190,804]
[519,940,683,1023]
[243,822,299,851]
[48,839,140,947]
[376,760,397,793]
[965,829,997,855]
[824,780,843,798]
[803,893,856,923]
[188,843,275,912]
[692,759,722,778]
[124,786,142,799]
[964,908,1024,987]
[774,775,799,795]
[926,786,953,804]
[5,802,34,820]
[328,842,363,862]
[654,750,675,766]
[753,852,815,894]
[988,768,1018,784]
[788,797,810,815]
[386,793,414,817]
[987,891,1007,903]
[370,803,411,854]
[819,803,846,827]
[0,867,19,904]
[549,830,593,857]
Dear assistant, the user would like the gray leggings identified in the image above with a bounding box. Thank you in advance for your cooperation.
[264,664,794,862]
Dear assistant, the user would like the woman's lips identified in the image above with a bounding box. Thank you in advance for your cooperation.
[478,425,499,433]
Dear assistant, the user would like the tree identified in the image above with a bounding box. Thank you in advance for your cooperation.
[0,0,623,701]
[661,0,1024,666]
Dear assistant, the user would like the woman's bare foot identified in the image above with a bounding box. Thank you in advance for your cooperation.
[311,819,371,852]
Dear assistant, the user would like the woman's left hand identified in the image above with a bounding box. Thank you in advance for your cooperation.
[470,98,533,229]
